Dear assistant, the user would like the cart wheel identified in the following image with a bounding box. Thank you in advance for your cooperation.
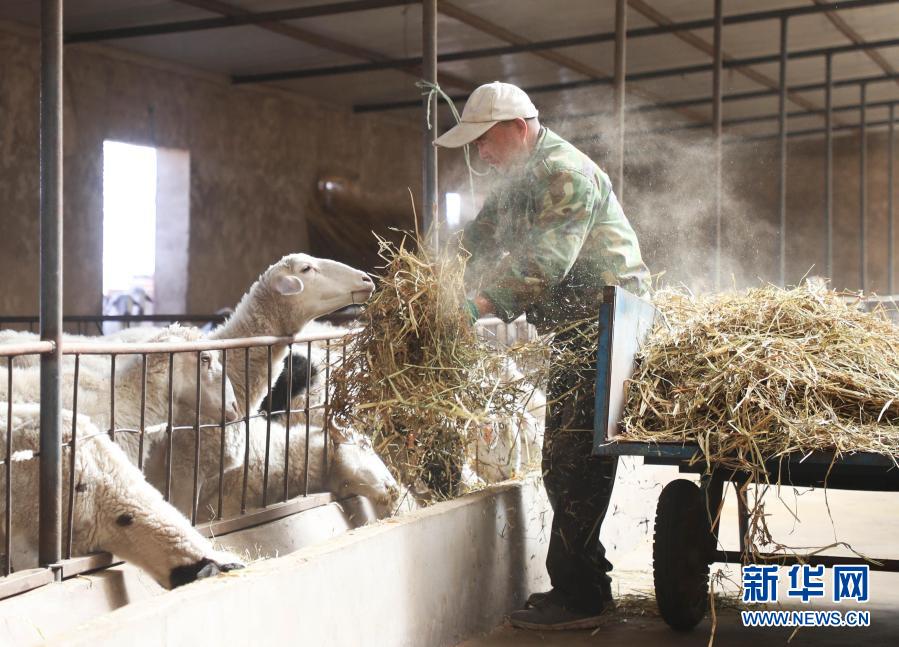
[653,479,712,632]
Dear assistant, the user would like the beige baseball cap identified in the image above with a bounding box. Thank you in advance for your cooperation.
[434,82,538,148]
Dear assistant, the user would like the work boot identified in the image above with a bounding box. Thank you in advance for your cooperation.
[510,590,613,631]
[525,589,552,608]
[526,586,613,610]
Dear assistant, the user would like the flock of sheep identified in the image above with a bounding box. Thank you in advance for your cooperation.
[0,252,545,591]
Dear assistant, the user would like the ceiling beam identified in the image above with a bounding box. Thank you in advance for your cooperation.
[812,0,899,88]
[435,0,707,125]
[627,0,822,115]
[571,107,897,147]
[67,0,898,45]
[65,0,417,43]
[352,37,899,112]
[738,117,895,142]
[576,71,899,118]
[252,19,899,87]
[173,0,473,91]
[633,98,897,131]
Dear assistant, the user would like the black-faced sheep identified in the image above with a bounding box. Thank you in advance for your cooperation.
[1,403,243,589]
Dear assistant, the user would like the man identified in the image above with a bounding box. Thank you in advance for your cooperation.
[436,82,650,630]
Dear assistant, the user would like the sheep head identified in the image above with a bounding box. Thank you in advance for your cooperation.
[259,253,375,334]
[128,324,239,427]
[326,425,401,519]
[68,417,245,590]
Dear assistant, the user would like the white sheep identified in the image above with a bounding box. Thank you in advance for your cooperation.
[159,255,372,513]
[188,419,403,521]
[0,330,111,370]
[1,403,243,589]
[208,253,373,416]
[0,324,240,486]
[469,359,546,483]
[179,338,411,522]
[1,255,374,522]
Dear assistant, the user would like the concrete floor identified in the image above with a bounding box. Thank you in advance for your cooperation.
[460,460,899,646]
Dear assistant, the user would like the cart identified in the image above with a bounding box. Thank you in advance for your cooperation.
[591,286,899,631]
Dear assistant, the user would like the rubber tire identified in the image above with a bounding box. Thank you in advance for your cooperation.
[653,479,712,632]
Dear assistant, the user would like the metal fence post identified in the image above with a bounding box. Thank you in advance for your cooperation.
[712,0,723,290]
[860,82,868,291]
[422,0,438,246]
[778,16,788,288]
[614,0,627,198]
[825,53,834,280]
[38,0,63,569]
[889,103,895,294]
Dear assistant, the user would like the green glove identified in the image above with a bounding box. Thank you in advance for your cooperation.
[463,298,480,324]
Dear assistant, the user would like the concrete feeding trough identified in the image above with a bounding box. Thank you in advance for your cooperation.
[0,480,551,646]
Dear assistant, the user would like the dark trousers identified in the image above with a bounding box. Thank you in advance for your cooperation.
[542,333,618,611]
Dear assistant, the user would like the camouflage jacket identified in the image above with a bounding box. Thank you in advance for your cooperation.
[462,128,650,329]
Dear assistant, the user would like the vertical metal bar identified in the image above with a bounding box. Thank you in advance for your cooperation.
[889,103,895,295]
[137,354,147,471]
[303,341,312,497]
[825,53,834,280]
[778,16,788,288]
[860,82,868,291]
[190,351,201,525]
[284,347,293,502]
[614,0,627,198]
[6,365,13,575]
[108,355,116,441]
[262,345,273,508]
[65,355,79,559]
[712,0,723,290]
[422,0,438,245]
[164,353,174,502]
[240,348,250,514]
[39,0,63,569]
[217,349,226,519]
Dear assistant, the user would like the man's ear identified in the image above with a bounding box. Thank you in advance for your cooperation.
[273,275,305,295]
[513,117,529,139]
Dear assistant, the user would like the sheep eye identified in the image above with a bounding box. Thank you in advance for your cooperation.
[200,354,212,367]
[300,265,313,274]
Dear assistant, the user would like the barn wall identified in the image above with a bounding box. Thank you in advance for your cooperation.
[0,22,421,316]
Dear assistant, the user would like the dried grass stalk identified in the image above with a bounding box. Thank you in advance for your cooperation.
[619,285,899,471]
[329,235,546,502]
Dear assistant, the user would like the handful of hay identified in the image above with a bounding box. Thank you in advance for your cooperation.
[619,285,899,472]
[329,235,544,501]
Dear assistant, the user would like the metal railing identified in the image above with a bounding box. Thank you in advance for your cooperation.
[0,326,351,600]
[0,305,364,334]
[0,315,536,599]
[0,314,227,335]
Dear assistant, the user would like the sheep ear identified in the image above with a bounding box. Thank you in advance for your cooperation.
[328,423,349,446]
[273,275,304,295]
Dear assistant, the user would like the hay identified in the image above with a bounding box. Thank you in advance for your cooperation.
[619,284,899,471]
[329,235,545,501]
[617,284,899,631]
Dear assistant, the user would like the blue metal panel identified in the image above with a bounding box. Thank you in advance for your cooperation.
[592,298,614,454]
[592,286,657,454]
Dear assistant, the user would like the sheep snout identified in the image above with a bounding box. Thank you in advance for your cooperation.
[169,557,245,588]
